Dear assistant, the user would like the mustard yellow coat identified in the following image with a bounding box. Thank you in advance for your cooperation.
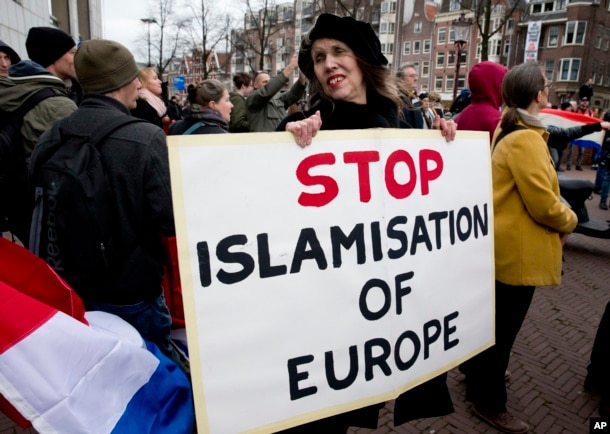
[491,120,577,287]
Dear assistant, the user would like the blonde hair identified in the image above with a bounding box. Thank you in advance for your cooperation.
[138,67,157,86]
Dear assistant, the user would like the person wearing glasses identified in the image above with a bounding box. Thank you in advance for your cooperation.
[460,63,577,434]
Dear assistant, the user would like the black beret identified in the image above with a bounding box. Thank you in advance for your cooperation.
[298,14,388,80]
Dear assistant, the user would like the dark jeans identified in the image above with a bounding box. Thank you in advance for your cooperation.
[587,300,610,399]
[85,292,187,373]
[461,281,535,413]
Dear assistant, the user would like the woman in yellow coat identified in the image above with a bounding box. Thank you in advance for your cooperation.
[462,63,578,434]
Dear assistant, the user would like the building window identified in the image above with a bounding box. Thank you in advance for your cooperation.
[381,1,397,13]
[403,42,411,55]
[559,58,581,81]
[531,1,556,13]
[548,26,559,47]
[438,27,446,44]
[596,25,604,49]
[415,21,422,33]
[422,61,430,77]
[564,21,586,45]
[413,41,421,54]
[457,74,466,91]
[435,75,443,91]
[450,0,460,11]
[386,43,394,55]
[448,50,455,67]
[436,52,445,68]
[545,60,554,82]
[446,76,454,92]
[504,40,511,56]
[380,22,388,34]
[388,22,395,34]
[423,39,431,53]
[489,39,502,57]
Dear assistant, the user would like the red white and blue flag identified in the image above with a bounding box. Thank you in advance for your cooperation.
[540,108,604,150]
[0,239,194,434]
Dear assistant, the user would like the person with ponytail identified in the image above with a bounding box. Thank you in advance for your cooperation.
[460,63,577,434]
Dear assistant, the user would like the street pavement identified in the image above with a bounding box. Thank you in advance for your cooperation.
[1,166,609,434]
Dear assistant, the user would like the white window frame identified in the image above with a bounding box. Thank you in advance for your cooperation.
[436,52,445,68]
[564,21,586,45]
[438,27,446,44]
[422,61,430,77]
[559,58,581,81]
[445,75,454,92]
[423,39,431,53]
[403,41,411,55]
[434,75,443,91]
[547,26,559,47]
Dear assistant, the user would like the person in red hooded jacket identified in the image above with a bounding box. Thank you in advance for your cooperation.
[456,61,508,142]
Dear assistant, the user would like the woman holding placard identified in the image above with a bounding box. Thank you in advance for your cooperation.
[276,12,456,434]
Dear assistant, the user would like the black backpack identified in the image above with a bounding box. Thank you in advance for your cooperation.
[0,87,64,238]
[28,115,145,299]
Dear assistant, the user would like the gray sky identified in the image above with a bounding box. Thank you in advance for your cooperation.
[102,0,244,63]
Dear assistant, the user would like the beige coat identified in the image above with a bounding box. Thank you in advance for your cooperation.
[491,117,577,286]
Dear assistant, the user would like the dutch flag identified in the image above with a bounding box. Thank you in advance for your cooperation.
[0,239,194,434]
[540,108,604,150]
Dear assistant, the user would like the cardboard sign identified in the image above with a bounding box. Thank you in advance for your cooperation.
[168,129,494,433]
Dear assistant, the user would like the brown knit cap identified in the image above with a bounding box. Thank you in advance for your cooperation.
[74,39,139,94]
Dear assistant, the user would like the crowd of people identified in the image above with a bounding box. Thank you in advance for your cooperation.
[0,13,609,433]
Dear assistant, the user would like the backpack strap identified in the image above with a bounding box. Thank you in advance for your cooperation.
[492,125,527,152]
[10,87,66,122]
[182,121,204,135]
[58,116,148,149]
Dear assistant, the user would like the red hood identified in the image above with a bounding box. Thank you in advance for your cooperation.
[467,61,507,109]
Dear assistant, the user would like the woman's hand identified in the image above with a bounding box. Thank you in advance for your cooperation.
[559,233,570,246]
[433,115,457,142]
[286,111,322,148]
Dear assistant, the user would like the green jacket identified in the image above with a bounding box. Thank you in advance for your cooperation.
[246,72,305,132]
[229,91,249,133]
[491,113,577,286]
[0,64,76,161]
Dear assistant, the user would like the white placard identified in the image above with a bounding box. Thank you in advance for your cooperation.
[168,128,494,434]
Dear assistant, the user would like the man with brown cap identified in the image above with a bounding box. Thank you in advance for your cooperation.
[30,39,185,371]
[0,27,77,245]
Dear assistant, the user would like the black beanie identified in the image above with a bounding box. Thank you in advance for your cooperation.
[26,27,75,67]
[74,39,140,94]
[298,14,388,80]
[0,41,21,64]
